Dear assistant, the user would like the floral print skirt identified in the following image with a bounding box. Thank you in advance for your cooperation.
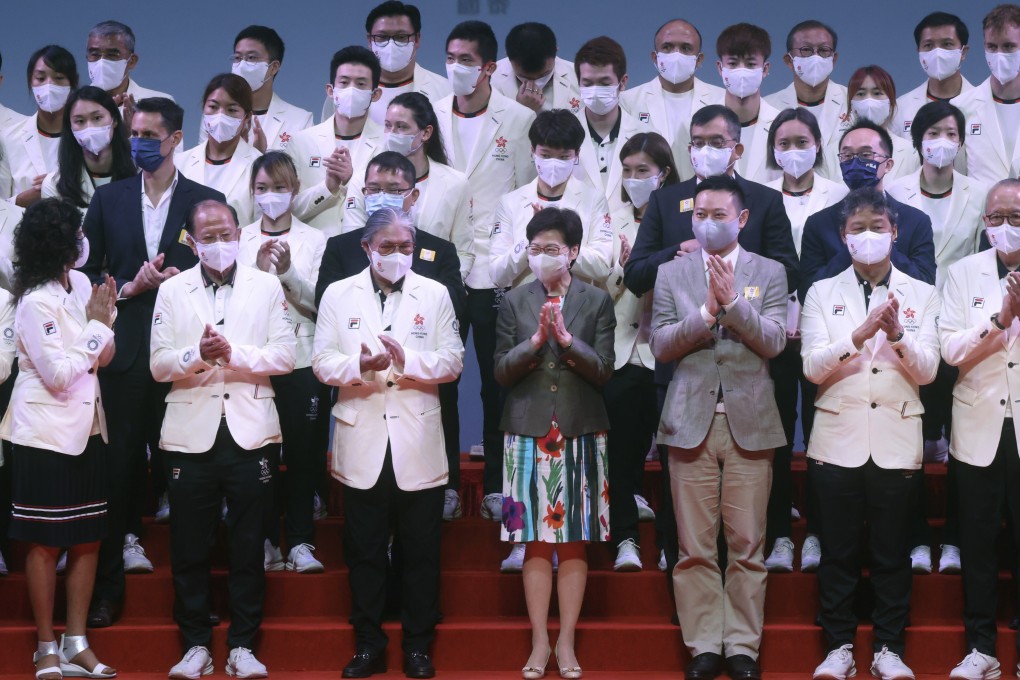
[500,418,610,544]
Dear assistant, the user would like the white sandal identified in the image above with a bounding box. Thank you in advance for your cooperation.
[34,640,62,680]
[59,635,116,678]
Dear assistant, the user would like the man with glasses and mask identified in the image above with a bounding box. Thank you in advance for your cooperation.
[85,21,173,117]
[491,22,580,114]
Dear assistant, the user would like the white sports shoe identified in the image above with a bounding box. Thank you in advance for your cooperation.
[939,544,962,574]
[154,492,170,524]
[765,537,795,573]
[949,649,1001,679]
[911,545,932,574]
[169,646,213,680]
[500,544,526,573]
[0,548,8,576]
[480,493,503,521]
[801,535,821,572]
[870,645,914,680]
[312,492,328,521]
[658,549,667,572]
[123,533,154,573]
[813,643,856,680]
[286,543,324,573]
[264,539,285,572]
[614,539,642,572]
[442,489,462,521]
[226,647,267,678]
[634,494,656,521]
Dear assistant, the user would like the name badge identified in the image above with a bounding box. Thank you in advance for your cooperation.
[679,199,694,213]
[178,228,189,245]
[420,248,436,262]
[743,286,760,301]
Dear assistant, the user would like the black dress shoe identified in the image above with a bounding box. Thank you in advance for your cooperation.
[403,651,435,679]
[685,652,724,680]
[341,649,386,678]
[726,654,762,680]
[86,599,122,628]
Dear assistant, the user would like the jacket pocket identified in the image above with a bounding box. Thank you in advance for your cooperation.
[900,399,925,417]
[22,386,67,407]
[164,389,191,404]
[331,402,358,426]
[813,393,841,414]
[953,383,977,406]
[254,383,275,399]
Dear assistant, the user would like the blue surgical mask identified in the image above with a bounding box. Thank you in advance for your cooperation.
[131,136,168,173]
[839,156,882,191]
[365,192,407,216]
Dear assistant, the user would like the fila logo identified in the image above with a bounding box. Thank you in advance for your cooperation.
[832,305,845,316]
[348,318,361,329]
[309,156,322,167]
[971,123,982,135]
[638,112,650,123]
[972,297,985,309]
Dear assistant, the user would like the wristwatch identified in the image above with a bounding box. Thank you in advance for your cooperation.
[888,329,905,343]
[992,313,1008,331]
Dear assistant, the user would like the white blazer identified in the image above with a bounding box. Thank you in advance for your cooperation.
[765,174,849,256]
[0,271,114,455]
[0,103,26,136]
[940,248,1020,466]
[801,265,940,469]
[322,63,453,124]
[891,77,974,140]
[149,263,297,453]
[489,176,614,289]
[574,108,644,212]
[238,217,326,368]
[286,117,384,237]
[620,77,725,182]
[342,160,475,278]
[607,204,653,370]
[201,92,313,152]
[492,57,581,113]
[125,79,174,102]
[764,80,848,181]
[0,201,25,291]
[312,269,464,491]
[734,98,782,185]
[176,139,262,226]
[958,78,1020,185]
[0,113,58,200]
[886,169,987,289]
[435,88,537,289]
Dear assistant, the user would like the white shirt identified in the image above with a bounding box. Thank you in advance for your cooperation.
[452,110,485,170]
[921,191,953,246]
[662,88,694,140]
[995,100,1020,161]
[141,172,179,261]
[334,133,360,155]
[39,133,59,171]
[203,158,231,191]
[370,81,415,126]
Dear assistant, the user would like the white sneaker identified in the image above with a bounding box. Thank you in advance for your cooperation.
[154,492,170,524]
[312,492,328,521]
[911,545,932,574]
[949,649,1001,680]
[169,646,213,679]
[123,533,154,573]
[264,539,284,572]
[614,539,642,572]
[765,537,795,573]
[801,535,821,572]
[286,543,324,573]
[480,493,503,521]
[791,504,802,521]
[469,442,485,458]
[0,548,7,576]
[500,544,526,573]
[634,494,656,521]
[56,550,67,575]
[443,489,462,521]
[813,643,856,680]
[658,549,667,572]
[870,645,914,680]
[939,544,962,574]
[226,647,267,678]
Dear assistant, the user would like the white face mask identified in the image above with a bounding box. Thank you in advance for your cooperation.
[534,155,574,188]
[919,48,963,81]
[32,83,71,113]
[528,252,569,284]
[987,51,1020,84]
[231,60,270,92]
[370,250,412,283]
[921,137,959,169]
[255,192,292,220]
[986,225,1020,254]
[446,62,483,97]
[845,230,892,265]
[690,145,733,178]
[791,55,833,88]
[332,86,374,119]
[851,97,891,125]
[196,239,240,272]
[622,173,662,209]
[774,147,817,180]
[384,130,422,156]
[656,51,697,85]
[720,67,764,98]
[73,124,114,156]
[692,217,741,251]
[579,85,619,115]
[74,235,90,269]
[373,40,415,73]
[203,112,244,144]
[518,69,554,91]
[88,58,128,91]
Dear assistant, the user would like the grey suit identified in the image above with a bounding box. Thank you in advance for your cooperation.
[495,277,616,438]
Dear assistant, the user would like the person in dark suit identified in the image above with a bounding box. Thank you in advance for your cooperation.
[80,97,225,628]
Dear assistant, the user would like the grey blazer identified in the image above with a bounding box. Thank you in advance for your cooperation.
[649,248,788,451]
[495,277,616,438]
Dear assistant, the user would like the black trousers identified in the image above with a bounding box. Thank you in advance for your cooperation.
[605,363,657,548]
[166,424,274,650]
[813,457,915,656]
[0,359,15,554]
[910,361,961,548]
[94,352,169,605]
[767,342,800,542]
[466,287,506,495]
[654,384,679,600]
[343,450,443,654]
[957,420,1020,656]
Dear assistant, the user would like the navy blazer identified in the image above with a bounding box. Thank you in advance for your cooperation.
[798,192,936,302]
[80,173,225,373]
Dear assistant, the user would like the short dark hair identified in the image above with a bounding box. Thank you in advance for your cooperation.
[366,150,416,188]
[839,118,894,158]
[525,206,583,249]
[694,174,747,212]
[365,1,422,35]
[26,45,79,91]
[13,198,84,301]
[574,36,627,82]
[249,151,299,194]
[186,199,238,234]
[234,25,285,64]
[389,92,448,165]
[89,20,136,53]
[528,109,585,152]
[766,107,825,169]
[910,100,966,158]
[58,86,135,208]
[329,45,382,88]
[984,4,1020,32]
[691,104,741,143]
[135,97,184,134]
[840,188,898,230]
[653,19,703,51]
[505,22,557,74]
[618,132,679,204]
[202,73,253,114]
[785,20,838,52]
[446,21,498,65]
[914,12,969,47]
[716,22,771,61]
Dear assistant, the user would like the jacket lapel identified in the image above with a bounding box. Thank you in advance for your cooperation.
[392,274,420,343]
[355,269,386,350]
[183,267,214,326]
[158,175,193,255]
[837,267,867,329]
[223,265,256,337]
[217,143,257,202]
[463,103,501,178]
[560,277,586,328]
[977,88,1009,174]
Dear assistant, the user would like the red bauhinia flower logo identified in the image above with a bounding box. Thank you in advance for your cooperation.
[495,136,508,149]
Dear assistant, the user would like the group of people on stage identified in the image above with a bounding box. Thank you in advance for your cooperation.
[2,2,1020,680]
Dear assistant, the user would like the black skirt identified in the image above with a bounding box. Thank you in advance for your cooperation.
[9,435,109,547]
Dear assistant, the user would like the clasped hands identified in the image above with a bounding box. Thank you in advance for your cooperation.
[704,255,737,318]
[996,271,1020,328]
[530,301,572,350]
[199,324,232,364]
[852,291,905,349]
[359,335,405,373]
[256,238,292,275]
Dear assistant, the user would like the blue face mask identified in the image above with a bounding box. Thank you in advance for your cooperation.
[131,136,168,173]
[365,191,407,216]
[839,156,882,191]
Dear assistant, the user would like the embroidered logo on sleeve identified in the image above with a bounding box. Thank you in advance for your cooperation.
[970,123,982,135]
[309,156,322,168]
[154,312,162,325]
[43,321,56,335]
[348,318,361,329]
[972,297,985,308]
[639,112,650,123]
[345,197,356,209]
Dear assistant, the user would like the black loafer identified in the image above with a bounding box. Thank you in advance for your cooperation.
[726,654,762,680]
[403,651,435,678]
[686,652,724,680]
[341,649,386,678]
[86,599,121,628]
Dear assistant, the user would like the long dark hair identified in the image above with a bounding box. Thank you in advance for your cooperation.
[389,92,448,165]
[12,199,83,301]
[56,86,135,208]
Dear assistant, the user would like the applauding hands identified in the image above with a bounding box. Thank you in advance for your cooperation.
[530,301,572,350]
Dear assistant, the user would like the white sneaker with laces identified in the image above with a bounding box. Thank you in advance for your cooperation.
[614,539,642,572]
[442,489,462,521]
[264,539,284,572]
[312,492,328,521]
[949,649,1000,680]
[765,537,795,573]
[155,492,170,524]
[56,550,67,575]
[169,646,213,680]
[939,544,962,574]
[123,533,154,573]
[0,548,7,576]
[634,494,656,521]
[910,545,932,574]
[658,549,667,572]
[870,645,914,680]
[226,647,267,678]
[500,544,526,573]
[801,535,821,572]
[286,543,324,573]
[480,493,503,521]
[813,643,855,680]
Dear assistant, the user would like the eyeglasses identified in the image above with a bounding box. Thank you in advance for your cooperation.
[986,213,1020,227]
[789,46,834,58]
[233,55,269,65]
[837,151,889,163]
[369,33,416,47]
[527,244,567,257]
[363,187,413,197]
[374,241,415,256]
[689,137,736,150]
